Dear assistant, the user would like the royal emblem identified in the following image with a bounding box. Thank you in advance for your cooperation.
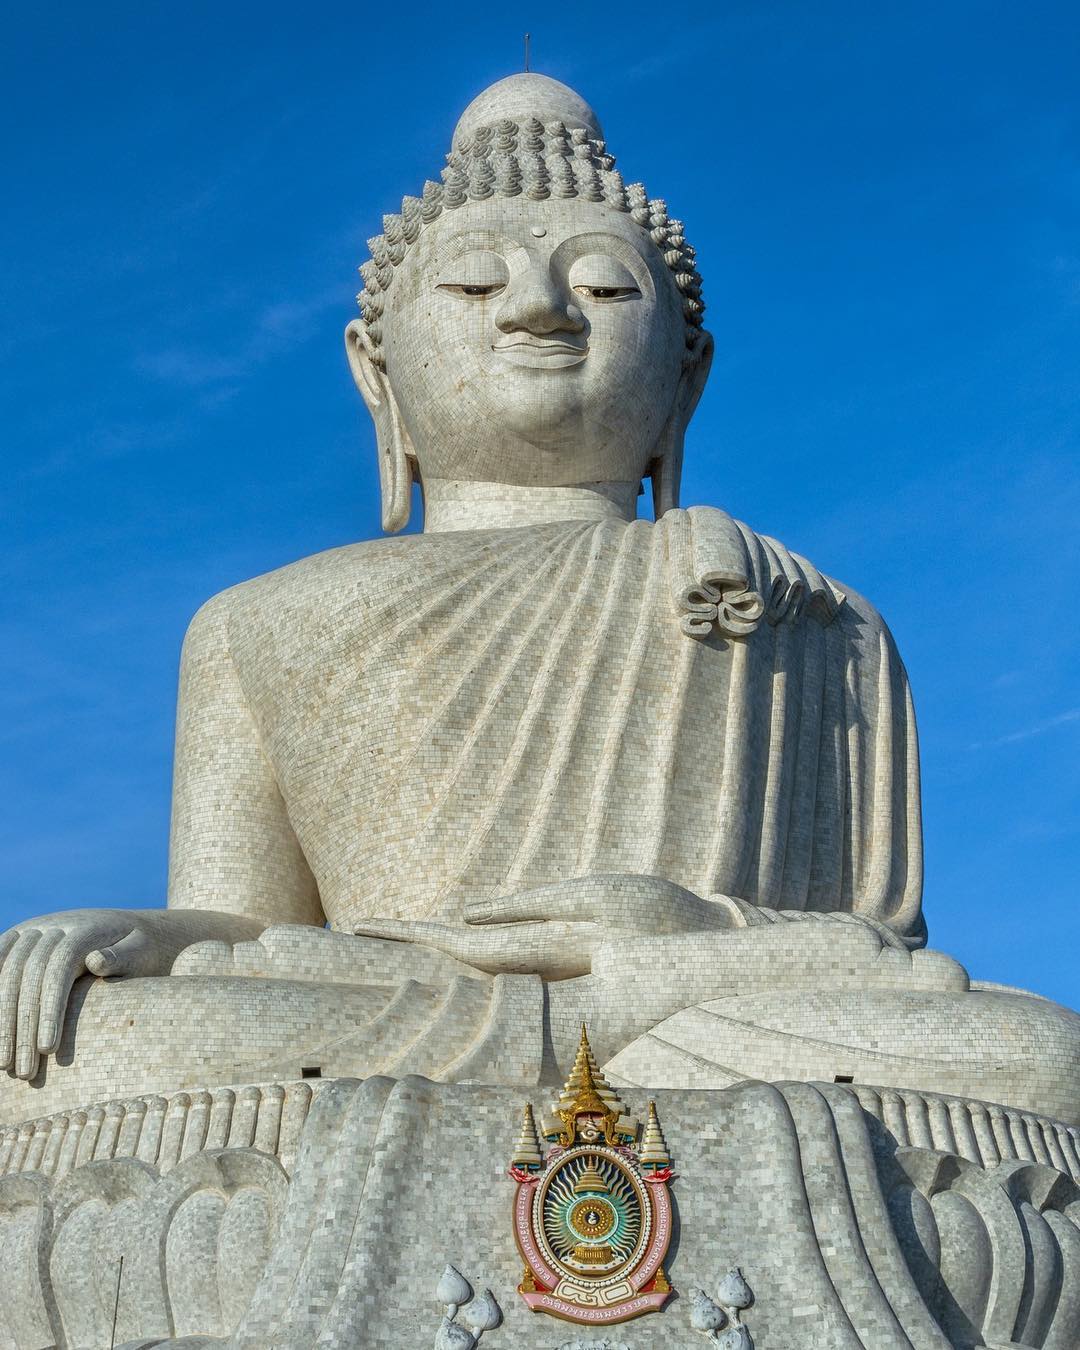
[509,1026,675,1326]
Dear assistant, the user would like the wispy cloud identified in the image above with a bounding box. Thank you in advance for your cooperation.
[15,412,193,484]
[622,46,684,83]
[972,707,1080,751]
[136,285,345,391]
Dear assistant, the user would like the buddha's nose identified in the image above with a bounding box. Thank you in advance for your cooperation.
[495,271,585,337]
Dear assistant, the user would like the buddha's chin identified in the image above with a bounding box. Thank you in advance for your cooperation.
[485,357,587,390]
[476,383,586,433]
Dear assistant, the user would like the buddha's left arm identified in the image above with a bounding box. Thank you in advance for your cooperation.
[166,590,324,926]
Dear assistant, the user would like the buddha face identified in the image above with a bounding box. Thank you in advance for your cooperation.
[348,196,711,501]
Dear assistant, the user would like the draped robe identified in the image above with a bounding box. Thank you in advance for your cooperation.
[172,506,924,947]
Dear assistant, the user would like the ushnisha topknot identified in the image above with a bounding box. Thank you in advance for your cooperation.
[356,79,705,369]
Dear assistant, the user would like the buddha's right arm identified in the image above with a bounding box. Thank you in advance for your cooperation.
[166,590,323,927]
[0,591,322,1081]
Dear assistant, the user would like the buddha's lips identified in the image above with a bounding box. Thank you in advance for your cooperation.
[492,337,588,368]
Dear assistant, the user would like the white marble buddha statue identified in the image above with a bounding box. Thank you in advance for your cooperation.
[2,74,1078,1128]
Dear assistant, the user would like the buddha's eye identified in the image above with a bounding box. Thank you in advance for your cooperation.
[567,254,641,304]
[436,249,509,300]
[437,282,506,299]
[572,284,640,302]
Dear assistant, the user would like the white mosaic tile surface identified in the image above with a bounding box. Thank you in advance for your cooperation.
[1,69,1076,1348]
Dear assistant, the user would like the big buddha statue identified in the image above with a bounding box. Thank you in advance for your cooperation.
[1,72,1078,1147]
[7,72,1080,1350]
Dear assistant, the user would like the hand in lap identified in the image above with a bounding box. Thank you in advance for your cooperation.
[353,875,742,980]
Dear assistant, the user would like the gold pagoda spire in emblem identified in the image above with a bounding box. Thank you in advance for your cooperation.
[639,1099,671,1170]
[542,1025,639,1147]
[573,1158,610,1194]
[510,1102,543,1170]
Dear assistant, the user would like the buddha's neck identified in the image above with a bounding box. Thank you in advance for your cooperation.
[421,478,639,533]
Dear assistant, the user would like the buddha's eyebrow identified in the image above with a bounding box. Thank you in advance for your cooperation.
[559,231,625,249]
[439,229,506,255]
[556,230,648,258]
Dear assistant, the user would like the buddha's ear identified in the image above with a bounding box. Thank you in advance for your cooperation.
[344,319,414,533]
[650,328,714,518]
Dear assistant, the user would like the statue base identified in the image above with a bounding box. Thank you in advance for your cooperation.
[2,1074,1079,1348]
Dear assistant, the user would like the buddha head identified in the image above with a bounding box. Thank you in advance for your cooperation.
[345,74,713,531]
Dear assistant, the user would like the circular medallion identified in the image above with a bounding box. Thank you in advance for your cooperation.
[569,1196,616,1238]
[533,1146,651,1284]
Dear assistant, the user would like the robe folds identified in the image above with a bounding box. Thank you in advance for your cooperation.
[199,506,924,944]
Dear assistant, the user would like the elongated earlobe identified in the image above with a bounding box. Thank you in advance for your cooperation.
[344,320,413,533]
[649,438,682,518]
[374,393,414,534]
[650,424,684,518]
[650,329,714,518]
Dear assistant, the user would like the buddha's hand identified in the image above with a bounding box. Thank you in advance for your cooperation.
[0,907,263,1080]
[353,875,741,979]
[0,909,166,1079]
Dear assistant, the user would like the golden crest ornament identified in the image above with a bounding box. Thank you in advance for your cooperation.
[508,1026,675,1326]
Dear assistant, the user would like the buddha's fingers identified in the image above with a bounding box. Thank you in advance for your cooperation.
[0,929,42,1070]
[353,918,594,978]
[354,919,458,948]
[352,918,529,969]
[0,928,19,1049]
[85,927,157,978]
[463,876,718,934]
[36,933,96,1055]
[0,928,18,971]
[14,927,64,1079]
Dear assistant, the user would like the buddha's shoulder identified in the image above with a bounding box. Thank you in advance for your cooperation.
[180,531,491,647]
[685,503,892,641]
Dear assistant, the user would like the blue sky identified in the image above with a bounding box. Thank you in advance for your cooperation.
[2,2,1078,1004]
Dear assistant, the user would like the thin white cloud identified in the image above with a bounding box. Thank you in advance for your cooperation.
[137,285,345,390]
[972,707,1080,751]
